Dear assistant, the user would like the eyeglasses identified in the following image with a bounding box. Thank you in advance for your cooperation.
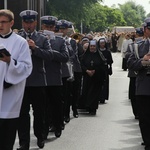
[0,21,11,24]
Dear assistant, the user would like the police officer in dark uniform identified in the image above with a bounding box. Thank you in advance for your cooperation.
[17,10,54,150]
[58,20,81,123]
[127,18,150,150]
[126,27,144,120]
[40,16,69,139]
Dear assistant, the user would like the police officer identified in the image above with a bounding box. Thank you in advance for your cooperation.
[58,20,82,122]
[126,27,144,120]
[40,16,69,139]
[127,18,150,150]
[17,10,54,150]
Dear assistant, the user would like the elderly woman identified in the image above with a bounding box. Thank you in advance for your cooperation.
[80,40,107,115]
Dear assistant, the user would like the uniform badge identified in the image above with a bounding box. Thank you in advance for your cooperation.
[26,11,31,16]
[48,17,52,21]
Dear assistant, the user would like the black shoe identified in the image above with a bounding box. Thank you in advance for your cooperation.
[73,110,79,118]
[55,129,62,138]
[64,116,70,123]
[37,138,45,149]
[89,109,96,115]
[61,123,65,130]
[17,145,29,150]
[135,116,139,119]
[99,99,105,104]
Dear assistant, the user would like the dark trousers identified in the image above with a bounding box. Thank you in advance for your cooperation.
[99,74,109,101]
[18,87,46,147]
[44,86,63,131]
[111,42,117,52]
[0,118,18,150]
[129,77,138,117]
[62,72,82,117]
[137,95,150,148]
[62,77,72,117]
[72,72,82,111]
[122,58,127,71]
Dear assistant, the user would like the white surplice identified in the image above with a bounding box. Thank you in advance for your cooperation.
[0,32,32,119]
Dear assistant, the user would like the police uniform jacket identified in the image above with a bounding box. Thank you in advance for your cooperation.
[70,39,82,73]
[126,42,137,78]
[18,30,54,86]
[127,39,150,95]
[61,37,74,78]
[45,36,69,86]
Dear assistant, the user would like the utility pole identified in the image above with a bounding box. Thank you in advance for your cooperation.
[27,0,29,9]
[4,0,7,9]
[81,20,83,34]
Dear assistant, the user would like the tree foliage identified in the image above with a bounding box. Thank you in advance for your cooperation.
[147,13,150,17]
[46,0,101,21]
[45,0,147,33]
[84,4,126,32]
[119,1,146,27]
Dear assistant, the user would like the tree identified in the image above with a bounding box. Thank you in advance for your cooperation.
[105,7,126,28]
[46,0,102,22]
[45,0,104,32]
[45,0,147,33]
[80,3,126,32]
[119,1,146,27]
[147,13,150,17]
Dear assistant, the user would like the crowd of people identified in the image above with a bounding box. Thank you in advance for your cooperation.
[0,8,150,150]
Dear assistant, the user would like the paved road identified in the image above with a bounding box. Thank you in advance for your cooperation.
[14,52,144,150]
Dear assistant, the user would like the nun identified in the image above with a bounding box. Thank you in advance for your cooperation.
[80,40,107,115]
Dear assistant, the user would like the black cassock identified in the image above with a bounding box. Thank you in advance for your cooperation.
[79,50,106,110]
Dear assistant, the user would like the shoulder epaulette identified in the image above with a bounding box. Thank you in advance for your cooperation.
[55,35,63,39]
[136,39,145,45]
[18,29,24,33]
[37,31,45,36]
[17,30,24,36]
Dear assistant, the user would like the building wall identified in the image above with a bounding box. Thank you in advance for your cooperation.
[0,1,4,9]
[9,0,27,29]
[0,0,46,30]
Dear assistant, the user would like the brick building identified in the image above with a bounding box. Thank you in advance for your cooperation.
[0,0,47,29]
